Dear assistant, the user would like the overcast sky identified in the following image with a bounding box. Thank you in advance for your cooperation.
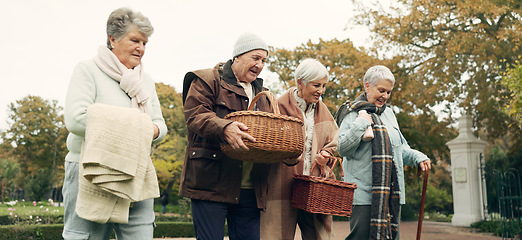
[1,0,372,131]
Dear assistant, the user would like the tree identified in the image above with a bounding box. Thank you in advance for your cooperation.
[152,83,187,196]
[501,59,522,126]
[483,145,522,214]
[267,37,455,215]
[0,96,68,180]
[267,38,455,161]
[0,158,20,202]
[24,168,53,201]
[352,0,522,153]
[267,38,382,112]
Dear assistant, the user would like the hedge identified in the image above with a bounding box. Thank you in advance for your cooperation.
[0,224,63,240]
[155,222,196,238]
[0,222,199,239]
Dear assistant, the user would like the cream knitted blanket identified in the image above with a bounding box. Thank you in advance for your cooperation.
[75,103,160,224]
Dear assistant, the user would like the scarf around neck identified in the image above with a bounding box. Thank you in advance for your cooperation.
[93,46,150,114]
[293,88,316,175]
[346,93,400,240]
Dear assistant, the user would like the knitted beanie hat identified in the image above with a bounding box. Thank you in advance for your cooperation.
[232,32,269,58]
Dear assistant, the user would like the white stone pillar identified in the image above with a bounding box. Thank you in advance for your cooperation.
[446,114,487,226]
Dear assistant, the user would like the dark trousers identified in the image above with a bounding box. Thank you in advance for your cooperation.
[297,209,318,240]
[191,189,260,240]
[346,205,401,240]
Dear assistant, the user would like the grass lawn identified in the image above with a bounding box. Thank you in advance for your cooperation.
[0,200,63,225]
[1,199,191,225]
[0,205,63,217]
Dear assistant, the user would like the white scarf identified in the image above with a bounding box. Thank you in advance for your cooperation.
[93,46,150,114]
[293,89,316,176]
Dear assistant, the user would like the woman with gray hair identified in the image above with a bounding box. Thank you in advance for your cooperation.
[261,59,339,240]
[337,65,431,239]
[62,7,167,239]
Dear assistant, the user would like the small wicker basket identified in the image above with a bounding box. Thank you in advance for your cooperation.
[220,91,304,163]
[292,157,357,216]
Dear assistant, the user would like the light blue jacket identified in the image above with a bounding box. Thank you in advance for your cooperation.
[338,107,428,205]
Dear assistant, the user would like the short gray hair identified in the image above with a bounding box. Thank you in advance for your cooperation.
[363,65,395,86]
[294,59,329,87]
[106,7,154,49]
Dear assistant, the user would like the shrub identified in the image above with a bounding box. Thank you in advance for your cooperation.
[0,222,202,239]
[154,222,195,238]
[0,224,63,240]
[24,169,54,202]
[155,214,188,222]
[472,220,522,237]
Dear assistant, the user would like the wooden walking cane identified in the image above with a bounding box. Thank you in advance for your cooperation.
[416,168,429,240]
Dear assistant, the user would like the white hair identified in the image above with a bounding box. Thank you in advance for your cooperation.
[106,7,154,50]
[294,59,329,87]
[363,65,395,86]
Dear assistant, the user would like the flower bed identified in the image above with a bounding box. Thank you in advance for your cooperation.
[0,199,63,225]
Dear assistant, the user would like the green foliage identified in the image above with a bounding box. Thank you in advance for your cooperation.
[403,165,453,221]
[484,146,522,214]
[0,222,203,239]
[353,0,522,154]
[154,197,192,222]
[267,38,380,113]
[0,224,63,240]
[0,95,67,184]
[472,220,522,237]
[154,222,196,238]
[401,207,452,222]
[153,83,187,194]
[24,169,54,202]
[0,159,20,202]
[501,58,522,126]
[472,220,503,236]
[154,214,188,223]
[268,37,455,215]
[154,200,192,222]
[0,199,63,225]
[486,146,522,173]
[155,83,186,138]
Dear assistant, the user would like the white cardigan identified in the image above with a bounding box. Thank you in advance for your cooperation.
[64,59,167,223]
[64,59,167,163]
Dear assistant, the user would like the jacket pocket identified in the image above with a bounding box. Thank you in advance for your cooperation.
[389,126,403,148]
[185,148,223,191]
[214,92,246,118]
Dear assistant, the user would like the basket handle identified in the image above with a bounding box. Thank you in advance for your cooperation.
[310,156,344,179]
[248,91,280,115]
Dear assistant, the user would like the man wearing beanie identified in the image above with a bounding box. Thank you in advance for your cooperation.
[180,32,271,239]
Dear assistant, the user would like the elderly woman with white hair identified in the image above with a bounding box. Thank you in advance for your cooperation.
[62,7,167,240]
[261,59,339,240]
[337,65,431,240]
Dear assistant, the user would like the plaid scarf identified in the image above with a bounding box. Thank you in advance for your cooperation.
[344,93,400,240]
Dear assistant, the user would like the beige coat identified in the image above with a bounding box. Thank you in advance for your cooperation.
[261,88,339,240]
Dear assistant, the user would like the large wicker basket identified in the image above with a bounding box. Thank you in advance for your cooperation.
[292,158,357,216]
[220,91,304,163]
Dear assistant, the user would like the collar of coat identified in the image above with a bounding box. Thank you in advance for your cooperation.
[279,87,332,125]
[220,60,264,93]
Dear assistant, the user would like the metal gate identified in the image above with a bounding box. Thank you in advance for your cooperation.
[494,169,522,239]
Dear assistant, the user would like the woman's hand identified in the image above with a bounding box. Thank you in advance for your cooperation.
[419,159,431,172]
[315,151,331,166]
[153,124,159,140]
[358,111,373,124]
[224,121,256,150]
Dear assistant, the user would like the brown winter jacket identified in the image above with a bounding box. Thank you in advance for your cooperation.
[179,60,271,209]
